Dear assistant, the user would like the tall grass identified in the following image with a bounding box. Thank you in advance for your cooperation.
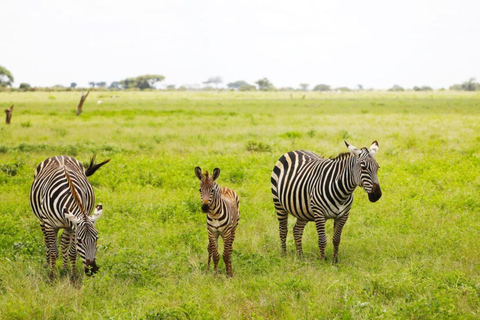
[0,91,479,319]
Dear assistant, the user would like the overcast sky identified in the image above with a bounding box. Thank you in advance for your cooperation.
[2,0,479,89]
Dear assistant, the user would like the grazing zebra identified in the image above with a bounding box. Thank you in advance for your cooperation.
[30,155,109,280]
[271,141,382,262]
[195,167,240,277]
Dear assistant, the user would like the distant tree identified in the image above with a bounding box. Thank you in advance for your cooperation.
[388,84,404,92]
[255,78,275,91]
[227,80,250,90]
[299,83,309,91]
[89,82,95,88]
[413,86,433,91]
[0,65,14,87]
[449,78,480,91]
[109,81,120,89]
[119,75,165,90]
[70,82,77,88]
[166,84,176,90]
[203,76,223,88]
[96,82,107,88]
[357,84,363,91]
[239,84,256,91]
[19,83,31,90]
[313,84,331,92]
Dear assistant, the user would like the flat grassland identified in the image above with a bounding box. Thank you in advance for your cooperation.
[0,91,479,319]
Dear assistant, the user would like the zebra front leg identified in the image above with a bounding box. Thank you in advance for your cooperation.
[277,210,289,255]
[68,234,78,281]
[313,212,327,261]
[40,223,49,267]
[44,227,59,281]
[60,230,71,270]
[332,213,349,264]
[293,219,308,257]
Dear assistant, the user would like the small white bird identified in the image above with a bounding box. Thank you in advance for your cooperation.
[97,100,102,104]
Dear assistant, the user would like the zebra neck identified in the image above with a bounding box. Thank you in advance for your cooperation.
[208,185,222,217]
[334,155,360,195]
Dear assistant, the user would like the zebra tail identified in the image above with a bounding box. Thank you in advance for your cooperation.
[85,154,110,177]
[64,168,87,217]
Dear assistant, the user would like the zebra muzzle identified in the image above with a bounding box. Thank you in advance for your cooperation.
[368,183,382,202]
[201,204,209,213]
[85,260,99,276]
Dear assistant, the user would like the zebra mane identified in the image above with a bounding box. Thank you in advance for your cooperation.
[330,152,352,161]
[64,168,88,221]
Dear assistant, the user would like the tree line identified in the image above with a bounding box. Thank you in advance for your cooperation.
[1,65,479,92]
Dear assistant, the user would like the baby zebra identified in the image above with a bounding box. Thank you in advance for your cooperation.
[195,167,240,277]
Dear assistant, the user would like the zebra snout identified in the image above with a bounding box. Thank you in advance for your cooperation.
[201,203,209,213]
[368,183,382,202]
[84,260,99,276]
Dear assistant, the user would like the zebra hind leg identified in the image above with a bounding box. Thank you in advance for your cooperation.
[276,209,289,255]
[293,219,308,257]
[222,230,236,277]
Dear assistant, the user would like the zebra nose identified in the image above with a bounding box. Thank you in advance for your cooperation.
[368,183,382,202]
[201,204,209,213]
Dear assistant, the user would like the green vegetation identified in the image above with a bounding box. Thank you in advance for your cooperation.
[0,91,479,319]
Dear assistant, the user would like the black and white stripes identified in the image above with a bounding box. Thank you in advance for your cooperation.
[271,141,382,262]
[195,166,240,277]
[29,155,109,280]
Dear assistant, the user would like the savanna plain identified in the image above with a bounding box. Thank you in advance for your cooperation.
[0,91,479,319]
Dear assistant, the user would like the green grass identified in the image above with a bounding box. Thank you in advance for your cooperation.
[0,91,479,319]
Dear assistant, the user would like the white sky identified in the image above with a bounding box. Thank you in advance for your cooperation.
[2,0,480,89]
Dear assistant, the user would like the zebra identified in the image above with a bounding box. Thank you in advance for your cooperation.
[30,155,109,280]
[271,141,382,263]
[195,166,240,277]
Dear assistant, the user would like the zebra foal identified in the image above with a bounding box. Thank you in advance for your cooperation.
[30,155,109,280]
[195,167,240,277]
[271,141,382,262]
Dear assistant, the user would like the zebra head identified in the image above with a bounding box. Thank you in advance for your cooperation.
[64,204,103,276]
[195,166,220,213]
[345,141,382,202]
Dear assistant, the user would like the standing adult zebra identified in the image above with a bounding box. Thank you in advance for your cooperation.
[30,155,109,280]
[271,141,382,262]
[195,167,240,277]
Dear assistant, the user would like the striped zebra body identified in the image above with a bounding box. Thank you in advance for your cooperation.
[195,167,240,277]
[30,155,108,280]
[271,141,382,262]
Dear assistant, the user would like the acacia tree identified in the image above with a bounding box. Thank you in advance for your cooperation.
[227,80,250,90]
[0,65,14,87]
[203,76,223,88]
[299,83,309,91]
[255,78,275,91]
[119,75,165,90]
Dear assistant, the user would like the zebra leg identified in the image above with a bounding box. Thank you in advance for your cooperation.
[222,230,236,277]
[293,219,308,257]
[207,235,215,272]
[332,213,349,264]
[276,209,289,254]
[60,230,71,269]
[313,212,327,261]
[68,233,77,280]
[40,223,49,267]
[44,227,59,281]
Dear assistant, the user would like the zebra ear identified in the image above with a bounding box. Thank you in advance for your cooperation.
[212,168,220,181]
[90,204,103,223]
[345,141,361,156]
[195,166,203,180]
[369,140,379,157]
[64,208,80,225]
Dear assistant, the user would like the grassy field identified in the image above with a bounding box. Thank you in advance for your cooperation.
[0,91,479,319]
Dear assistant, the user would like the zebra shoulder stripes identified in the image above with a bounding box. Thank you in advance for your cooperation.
[195,166,240,277]
[271,141,382,263]
[30,155,109,280]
